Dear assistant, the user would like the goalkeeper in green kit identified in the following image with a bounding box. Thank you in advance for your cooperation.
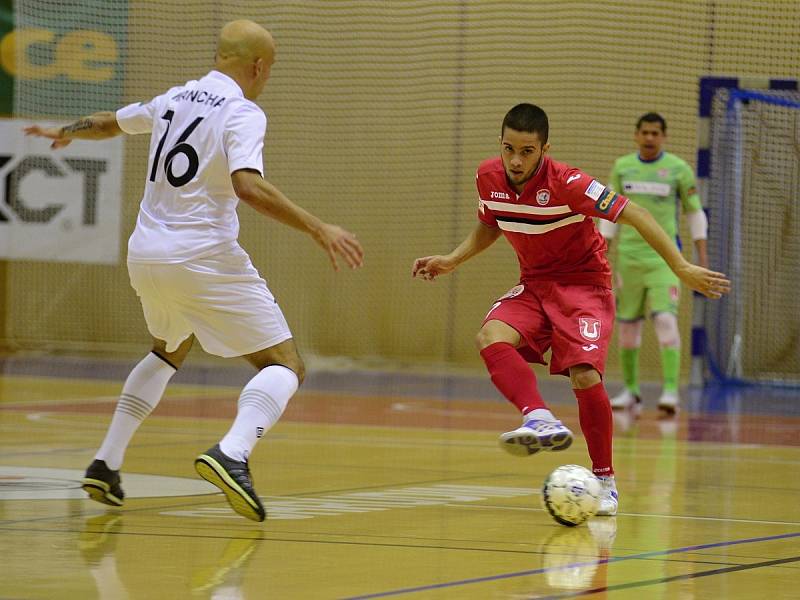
[600,113,708,415]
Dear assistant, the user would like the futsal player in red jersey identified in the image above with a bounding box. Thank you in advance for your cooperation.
[412,103,729,515]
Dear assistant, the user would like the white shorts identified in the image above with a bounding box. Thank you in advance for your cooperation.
[128,247,292,358]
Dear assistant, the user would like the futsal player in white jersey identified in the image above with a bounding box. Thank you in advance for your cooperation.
[24,20,364,522]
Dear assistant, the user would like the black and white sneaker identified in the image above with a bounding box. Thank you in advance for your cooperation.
[82,459,125,507]
[194,444,266,522]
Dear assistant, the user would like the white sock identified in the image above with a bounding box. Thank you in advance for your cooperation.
[220,365,299,462]
[95,353,176,470]
[524,408,557,422]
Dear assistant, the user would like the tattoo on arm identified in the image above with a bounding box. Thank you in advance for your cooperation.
[61,118,94,136]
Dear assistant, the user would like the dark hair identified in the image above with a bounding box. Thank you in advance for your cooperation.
[636,112,667,133]
[502,103,549,143]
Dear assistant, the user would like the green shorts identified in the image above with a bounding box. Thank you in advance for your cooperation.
[615,259,680,321]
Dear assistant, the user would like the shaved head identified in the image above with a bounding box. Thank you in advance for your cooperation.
[214,20,276,100]
[217,19,274,65]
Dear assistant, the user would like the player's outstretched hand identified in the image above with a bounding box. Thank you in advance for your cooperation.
[679,264,731,299]
[412,255,456,281]
[315,223,364,271]
[23,125,72,149]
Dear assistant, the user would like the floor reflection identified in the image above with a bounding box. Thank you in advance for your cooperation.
[79,514,129,600]
[538,517,617,595]
[77,514,261,599]
[608,383,800,447]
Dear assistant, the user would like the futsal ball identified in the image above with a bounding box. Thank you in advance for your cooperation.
[542,464,602,527]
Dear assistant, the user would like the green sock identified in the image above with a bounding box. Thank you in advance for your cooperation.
[661,346,680,393]
[620,348,640,395]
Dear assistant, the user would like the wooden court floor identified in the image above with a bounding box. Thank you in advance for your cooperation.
[1,365,800,599]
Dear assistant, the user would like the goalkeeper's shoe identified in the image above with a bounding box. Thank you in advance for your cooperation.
[657,390,679,415]
[610,389,641,410]
[499,417,573,456]
[195,444,266,522]
[82,459,124,507]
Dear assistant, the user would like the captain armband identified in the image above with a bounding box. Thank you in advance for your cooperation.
[687,209,708,241]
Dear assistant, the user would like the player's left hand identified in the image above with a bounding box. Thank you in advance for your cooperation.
[679,264,731,299]
[411,255,456,280]
[23,125,73,149]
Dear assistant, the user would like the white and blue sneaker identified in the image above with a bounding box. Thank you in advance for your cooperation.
[499,417,573,456]
[596,475,618,516]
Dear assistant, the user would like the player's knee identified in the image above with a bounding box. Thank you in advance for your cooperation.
[150,335,194,369]
[475,328,493,351]
[475,326,504,351]
[569,365,601,389]
[617,320,642,348]
[475,320,518,351]
[279,355,305,386]
[293,359,306,386]
[653,312,680,348]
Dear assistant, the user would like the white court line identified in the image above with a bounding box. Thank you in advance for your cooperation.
[1,392,229,409]
[2,395,121,408]
[14,413,218,436]
[274,436,800,464]
[446,503,800,526]
[391,402,510,420]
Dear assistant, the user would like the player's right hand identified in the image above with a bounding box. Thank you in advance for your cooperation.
[412,255,456,281]
[23,125,72,149]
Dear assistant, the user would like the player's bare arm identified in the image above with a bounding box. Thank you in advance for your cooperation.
[693,237,709,269]
[412,222,501,281]
[231,169,364,271]
[23,111,123,149]
[617,201,730,298]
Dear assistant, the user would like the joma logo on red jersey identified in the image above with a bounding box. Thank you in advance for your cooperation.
[490,191,510,200]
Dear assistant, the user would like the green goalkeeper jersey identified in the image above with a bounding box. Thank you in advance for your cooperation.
[609,151,702,265]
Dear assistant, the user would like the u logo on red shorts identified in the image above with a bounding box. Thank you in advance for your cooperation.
[578,317,601,341]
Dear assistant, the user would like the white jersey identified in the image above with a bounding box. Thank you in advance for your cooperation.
[116,70,266,263]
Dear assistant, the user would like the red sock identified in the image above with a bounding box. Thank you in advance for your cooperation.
[480,342,547,415]
[574,382,614,476]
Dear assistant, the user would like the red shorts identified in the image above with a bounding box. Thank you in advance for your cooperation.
[482,281,614,377]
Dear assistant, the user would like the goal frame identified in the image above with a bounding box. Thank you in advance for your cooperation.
[692,76,799,386]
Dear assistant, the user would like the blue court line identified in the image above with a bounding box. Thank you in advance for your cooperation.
[531,554,800,599]
[342,531,800,599]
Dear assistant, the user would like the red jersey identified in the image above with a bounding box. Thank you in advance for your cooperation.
[476,155,628,288]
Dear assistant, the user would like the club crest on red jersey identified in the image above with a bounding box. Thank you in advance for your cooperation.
[535,189,550,206]
[578,317,601,341]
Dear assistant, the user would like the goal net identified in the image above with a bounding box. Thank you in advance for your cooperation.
[704,87,800,386]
